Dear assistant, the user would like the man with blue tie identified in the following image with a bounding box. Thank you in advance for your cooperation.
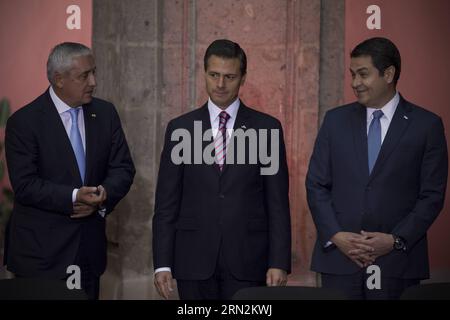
[4,42,135,299]
[306,37,448,299]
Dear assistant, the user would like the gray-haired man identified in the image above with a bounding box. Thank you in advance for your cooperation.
[4,42,135,299]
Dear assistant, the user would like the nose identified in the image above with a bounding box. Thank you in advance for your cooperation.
[217,76,225,88]
[351,75,361,89]
[89,72,97,87]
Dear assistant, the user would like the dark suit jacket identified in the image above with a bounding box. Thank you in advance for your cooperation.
[4,89,135,278]
[152,102,291,281]
[306,95,448,279]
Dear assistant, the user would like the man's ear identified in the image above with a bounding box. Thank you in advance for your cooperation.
[240,73,247,86]
[54,72,65,89]
[384,65,395,84]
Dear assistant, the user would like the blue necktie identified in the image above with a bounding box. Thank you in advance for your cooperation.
[68,108,85,183]
[368,110,384,173]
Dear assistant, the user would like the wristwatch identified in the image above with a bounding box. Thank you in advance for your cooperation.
[393,235,407,252]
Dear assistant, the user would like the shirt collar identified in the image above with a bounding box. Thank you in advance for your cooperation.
[366,91,399,123]
[207,97,240,124]
[49,86,82,114]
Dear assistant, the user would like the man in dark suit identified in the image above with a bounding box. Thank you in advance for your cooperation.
[306,37,448,299]
[153,39,291,300]
[4,42,135,300]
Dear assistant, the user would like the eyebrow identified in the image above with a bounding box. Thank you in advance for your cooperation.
[350,67,369,73]
[76,67,95,75]
[208,71,238,76]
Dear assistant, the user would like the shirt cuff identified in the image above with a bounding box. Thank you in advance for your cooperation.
[72,189,79,203]
[324,241,333,248]
[98,207,106,218]
[155,267,171,274]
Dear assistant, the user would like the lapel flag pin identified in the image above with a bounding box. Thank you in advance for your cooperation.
[403,115,408,120]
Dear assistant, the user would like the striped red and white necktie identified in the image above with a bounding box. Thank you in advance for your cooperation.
[214,111,231,171]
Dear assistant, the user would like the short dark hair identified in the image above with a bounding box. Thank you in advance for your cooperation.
[351,37,401,84]
[204,39,247,76]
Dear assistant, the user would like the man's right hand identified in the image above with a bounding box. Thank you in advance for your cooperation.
[71,186,106,219]
[76,186,106,206]
[154,271,174,300]
[331,232,375,267]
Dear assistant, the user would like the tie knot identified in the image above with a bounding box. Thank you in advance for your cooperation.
[219,111,230,128]
[219,111,230,121]
[68,107,80,123]
[372,110,383,120]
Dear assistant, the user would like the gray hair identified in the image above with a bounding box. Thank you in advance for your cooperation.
[47,42,92,85]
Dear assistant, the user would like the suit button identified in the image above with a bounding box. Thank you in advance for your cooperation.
[219,194,225,199]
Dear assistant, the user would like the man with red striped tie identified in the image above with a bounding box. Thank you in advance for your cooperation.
[152,39,291,300]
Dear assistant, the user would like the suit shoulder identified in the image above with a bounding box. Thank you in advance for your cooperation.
[88,97,123,122]
[244,105,283,128]
[407,101,443,123]
[322,102,359,124]
[325,103,358,117]
[90,97,116,111]
[7,92,48,126]
[245,106,280,122]
[167,107,205,127]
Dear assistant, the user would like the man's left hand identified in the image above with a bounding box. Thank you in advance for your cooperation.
[266,268,287,287]
[71,202,97,218]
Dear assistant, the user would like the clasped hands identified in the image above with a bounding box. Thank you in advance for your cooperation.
[331,231,395,268]
[71,185,107,218]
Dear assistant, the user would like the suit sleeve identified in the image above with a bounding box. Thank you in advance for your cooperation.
[305,112,342,246]
[100,105,136,214]
[263,120,292,273]
[392,117,448,249]
[5,113,73,215]
[152,120,184,270]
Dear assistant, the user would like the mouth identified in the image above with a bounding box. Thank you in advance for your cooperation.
[354,88,368,96]
[213,91,228,96]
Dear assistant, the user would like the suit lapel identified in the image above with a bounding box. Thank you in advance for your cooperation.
[351,104,370,181]
[220,103,252,175]
[197,104,219,176]
[41,90,83,185]
[83,104,98,185]
[369,97,412,182]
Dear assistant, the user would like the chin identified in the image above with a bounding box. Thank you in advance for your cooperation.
[212,99,227,108]
[82,97,93,104]
[357,97,368,106]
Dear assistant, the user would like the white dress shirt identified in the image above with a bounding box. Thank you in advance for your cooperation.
[208,97,240,141]
[366,91,399,142]
[155,97,241,275]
